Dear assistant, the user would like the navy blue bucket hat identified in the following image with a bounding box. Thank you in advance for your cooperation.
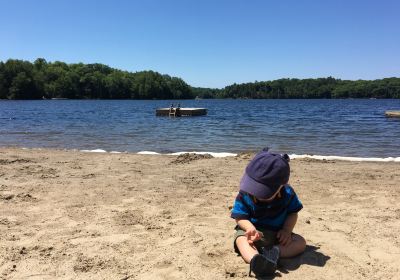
[240,148,290,199]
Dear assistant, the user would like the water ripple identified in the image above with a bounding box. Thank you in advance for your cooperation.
[0,99,399,157]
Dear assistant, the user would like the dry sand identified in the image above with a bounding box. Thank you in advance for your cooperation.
[0,148,400,280]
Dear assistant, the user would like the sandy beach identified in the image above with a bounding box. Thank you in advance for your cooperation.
[1,148,399,280]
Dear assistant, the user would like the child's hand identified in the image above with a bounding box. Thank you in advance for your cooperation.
[277,229,292,246]
[245,228,261,245]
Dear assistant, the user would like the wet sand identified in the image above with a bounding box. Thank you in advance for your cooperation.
[0,148,399,279]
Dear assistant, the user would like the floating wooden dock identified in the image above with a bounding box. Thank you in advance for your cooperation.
[385,111,400,118]
[156,107,207,117]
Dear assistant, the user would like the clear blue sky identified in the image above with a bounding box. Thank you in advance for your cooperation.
[1,0,399,88]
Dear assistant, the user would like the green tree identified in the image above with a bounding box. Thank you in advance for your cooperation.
[9,72,35,99]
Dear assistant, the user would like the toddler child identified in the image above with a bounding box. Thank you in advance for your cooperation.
[231,148,306,277]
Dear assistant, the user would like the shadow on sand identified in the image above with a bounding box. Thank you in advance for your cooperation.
[256,245,330,279]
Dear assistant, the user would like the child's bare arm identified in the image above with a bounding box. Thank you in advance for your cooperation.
[277,213,298,246]
[235,219,256,231]
[236,219,261,245]
[283,212,298,232]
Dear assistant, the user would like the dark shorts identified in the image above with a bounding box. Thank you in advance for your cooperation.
[233,226,278,254]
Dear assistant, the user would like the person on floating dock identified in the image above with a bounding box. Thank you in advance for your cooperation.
[169,103,175,117]
[169,103,181,117]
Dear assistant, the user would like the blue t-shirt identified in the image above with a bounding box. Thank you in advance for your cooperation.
[231,185,303,231]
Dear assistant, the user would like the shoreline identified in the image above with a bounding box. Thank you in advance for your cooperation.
[5,146,400,162]
[0,147,400,279]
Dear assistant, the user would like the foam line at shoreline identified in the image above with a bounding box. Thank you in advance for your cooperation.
[17,147,400,161]
[136,151,400,161]
[81,149,107,153]
[289,154,400,162]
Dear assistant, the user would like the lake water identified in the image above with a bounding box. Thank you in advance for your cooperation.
[1,99,399,158]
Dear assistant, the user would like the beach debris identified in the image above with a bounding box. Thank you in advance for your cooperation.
[0,158,33,165]
[82,173,96,179]
[299,157,336,163]
[0,193,36,202]
[19,247,27,255]
[0,218,12,226]
[170,153,213,164]
[1,194,15,200]
[16,193,35,201]
[120,275,134,280]
[235,152,254,160]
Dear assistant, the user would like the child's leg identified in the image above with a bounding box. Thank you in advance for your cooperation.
[235,236,259,263]
[279,233,306,258]
[236,233,306,261]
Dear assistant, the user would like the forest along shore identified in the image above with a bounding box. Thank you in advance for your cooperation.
[1,59,400,100]
[0,148,399,279]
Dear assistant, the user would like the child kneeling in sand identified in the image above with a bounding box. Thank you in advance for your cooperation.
[231,149,306,277]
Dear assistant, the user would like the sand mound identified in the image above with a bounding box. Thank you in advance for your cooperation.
[170,153,213,164]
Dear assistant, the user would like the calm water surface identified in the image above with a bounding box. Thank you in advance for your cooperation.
[1,99,399,157]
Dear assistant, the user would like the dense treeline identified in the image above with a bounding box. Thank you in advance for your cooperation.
[219,77,400,99]
[0,59,193,100]
[0,59,399,99]
[191,87,222,99]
